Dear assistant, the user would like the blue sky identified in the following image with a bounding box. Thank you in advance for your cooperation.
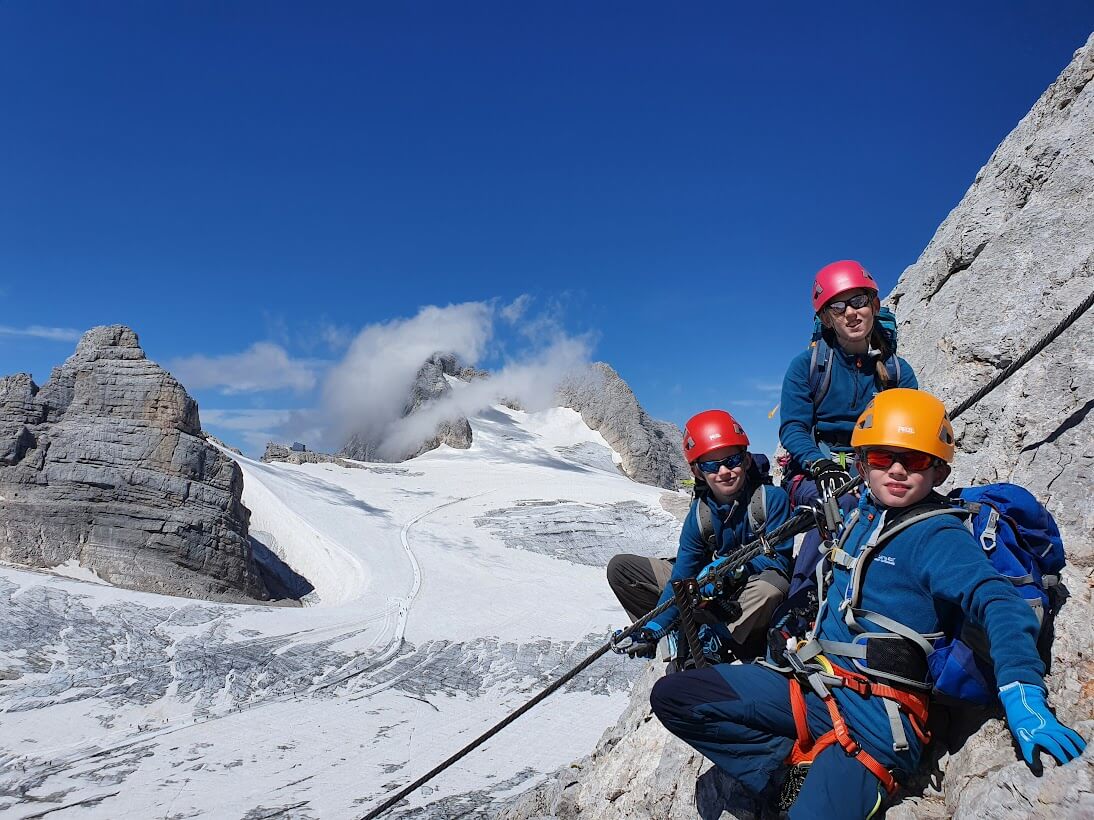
[2,3,1091,457]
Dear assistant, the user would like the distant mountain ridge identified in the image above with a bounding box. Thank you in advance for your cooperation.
[329,354,690,490]
[556,362,690,490]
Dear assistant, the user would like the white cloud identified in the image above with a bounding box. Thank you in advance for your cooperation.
[318,321,354,352]
[0,325,82,342]
[318,300,593,459]
[191,299,594,460]
[499,294,531,323]
[321,302,493,451]
[168,342,320,394]
[379,334,593,459]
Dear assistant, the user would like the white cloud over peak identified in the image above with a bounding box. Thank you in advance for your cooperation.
[185,298,593,459]
[168,342,320,394]
[321,301,494,450]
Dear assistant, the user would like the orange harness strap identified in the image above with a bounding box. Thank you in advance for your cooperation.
[785,663,931,797]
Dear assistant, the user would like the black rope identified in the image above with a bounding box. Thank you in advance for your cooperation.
[357,289,1094,818]
[949,288,1094,421]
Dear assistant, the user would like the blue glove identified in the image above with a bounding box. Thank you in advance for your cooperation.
[999,682,1087,767]
[622,620,667,659]
[697,557,746,598]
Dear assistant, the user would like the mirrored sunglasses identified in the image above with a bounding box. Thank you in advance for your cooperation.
[697,452,748,474]
[825,292,873,314]
[860,449,936,472]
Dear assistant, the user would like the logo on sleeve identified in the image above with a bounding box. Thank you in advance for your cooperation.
[875,555,896,566]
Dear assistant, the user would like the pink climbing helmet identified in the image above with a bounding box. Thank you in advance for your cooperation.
[811,260,878,313]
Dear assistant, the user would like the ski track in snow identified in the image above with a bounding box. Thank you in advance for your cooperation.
[0,406,681,819]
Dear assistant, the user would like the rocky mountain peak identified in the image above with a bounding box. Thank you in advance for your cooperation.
[0,324,266,601]
[556,362,690,491]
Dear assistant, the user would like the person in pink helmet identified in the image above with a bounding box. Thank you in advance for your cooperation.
[608,410,793,667]
[777,260,918,607]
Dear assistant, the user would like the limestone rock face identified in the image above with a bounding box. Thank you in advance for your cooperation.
[504,34,1094,819]
[0,325,267,601]
[557,363,690,491]
[341,352,476,462]
[883,31,1094,819]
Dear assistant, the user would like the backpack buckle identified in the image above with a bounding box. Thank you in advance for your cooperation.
[979,507,1000,552]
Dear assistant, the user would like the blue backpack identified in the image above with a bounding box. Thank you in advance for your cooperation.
[807,306,902,404]
[926,483,1065,705]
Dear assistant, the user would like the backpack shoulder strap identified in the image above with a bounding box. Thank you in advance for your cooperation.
[695,498,718,550]
[884,355,901,387]
[846,500,969,610]
[748,485,769,534]
[807,338,835,406]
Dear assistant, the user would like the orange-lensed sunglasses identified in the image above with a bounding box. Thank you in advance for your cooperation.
[860,449,936,472]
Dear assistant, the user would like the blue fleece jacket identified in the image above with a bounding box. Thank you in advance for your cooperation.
[654,482,792,629]
[817,492,1045,769]
[779,343,917,469]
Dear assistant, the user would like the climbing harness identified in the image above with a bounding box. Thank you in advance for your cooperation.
[359,288,1094,819]
[784,653,931,796]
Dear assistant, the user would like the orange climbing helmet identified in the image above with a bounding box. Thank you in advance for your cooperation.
[851,388,955,463]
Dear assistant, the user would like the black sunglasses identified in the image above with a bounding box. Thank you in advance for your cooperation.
[825,293,873,314]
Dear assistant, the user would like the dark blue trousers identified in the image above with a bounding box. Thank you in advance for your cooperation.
[650,664,885,819]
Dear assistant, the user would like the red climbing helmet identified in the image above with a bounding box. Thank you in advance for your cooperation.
[682,410,749,463]
[811,260,879,313]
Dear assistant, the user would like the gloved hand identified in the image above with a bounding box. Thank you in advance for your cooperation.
[999,682,1087,768]
[697,557,746,598]
[615,620,668,659]
[810,458,851,499]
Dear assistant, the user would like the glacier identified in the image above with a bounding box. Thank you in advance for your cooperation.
[0,405,681,819]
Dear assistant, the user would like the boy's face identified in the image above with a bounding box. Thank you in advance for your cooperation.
[856,446,950,508]
[692,445,750,504]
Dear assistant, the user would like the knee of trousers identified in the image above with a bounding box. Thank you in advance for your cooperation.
[650,667,737,730]
[606,553,631,588]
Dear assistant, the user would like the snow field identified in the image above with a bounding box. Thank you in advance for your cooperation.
[0,405,680,818]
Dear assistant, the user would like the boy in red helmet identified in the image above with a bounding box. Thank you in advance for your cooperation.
[608,410,794,664]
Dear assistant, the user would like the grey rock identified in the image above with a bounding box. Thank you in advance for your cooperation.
[261,442,365,469]
[890,33,1094,558]
[506,34,1094,819]
[556,363,691,490]
[886,33,1094,818]
[0,325,267,601]
[341,353,475,462]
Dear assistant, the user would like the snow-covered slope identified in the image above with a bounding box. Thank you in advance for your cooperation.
[0,405,680,819]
